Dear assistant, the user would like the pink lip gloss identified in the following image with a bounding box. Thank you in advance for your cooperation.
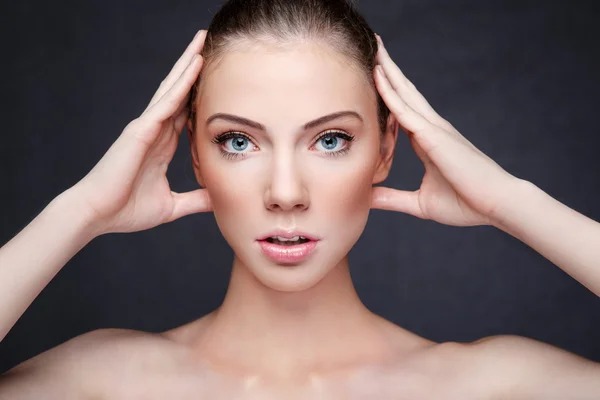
[257,240,318,264]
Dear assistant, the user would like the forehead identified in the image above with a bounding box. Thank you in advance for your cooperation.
[196,40,375,126]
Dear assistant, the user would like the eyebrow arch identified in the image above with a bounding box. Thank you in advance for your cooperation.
[205,111,363,131]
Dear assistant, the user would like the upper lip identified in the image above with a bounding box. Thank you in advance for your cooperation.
[257,229,320,241]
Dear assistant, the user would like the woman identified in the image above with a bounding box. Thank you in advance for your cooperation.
[1,0,599,398]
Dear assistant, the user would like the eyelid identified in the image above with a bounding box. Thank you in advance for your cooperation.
[211,131,260,150]
[311,129,355,151]
[212,129,355,159]
[213,129,353,146]
[211,131,254,144]
[313,129,354,142]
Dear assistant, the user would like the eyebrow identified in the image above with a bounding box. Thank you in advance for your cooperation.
[205,110,363,131]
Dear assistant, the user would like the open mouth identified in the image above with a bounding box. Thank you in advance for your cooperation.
[264,236,311,246]
[258,235,319,264]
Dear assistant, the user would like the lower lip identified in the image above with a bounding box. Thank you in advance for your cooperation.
[257,240,318,264]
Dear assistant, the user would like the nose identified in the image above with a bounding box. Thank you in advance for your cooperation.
[264,151,310,212]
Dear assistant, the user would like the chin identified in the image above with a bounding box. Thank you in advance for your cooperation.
[235,245,348,292]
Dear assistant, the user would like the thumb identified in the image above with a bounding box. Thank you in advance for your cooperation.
[169,189,213,221]
[370,186,425,219]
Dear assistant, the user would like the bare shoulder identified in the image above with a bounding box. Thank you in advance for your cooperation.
[367,334,600,399]
[462,334,600,399]
[0,328,189,399]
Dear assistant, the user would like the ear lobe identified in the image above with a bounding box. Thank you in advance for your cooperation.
[372,116,399,185]
[186,119,206,187]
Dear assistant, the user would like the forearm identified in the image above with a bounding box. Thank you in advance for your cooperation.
[0,188,100,341]
[492,179,600,297]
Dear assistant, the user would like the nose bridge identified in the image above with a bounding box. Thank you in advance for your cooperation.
[265,146,309,211]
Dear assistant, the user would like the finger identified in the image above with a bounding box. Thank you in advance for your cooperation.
[374,65,432,137]
[174,107,190,134]
[173,88,192,119]
[375,35,454,132]
[153,109,190,157]
[144,30,207,113]
[376,56,483,161]
[169,189,213,221]
[371,186,426,219]
[144,55,204,122]
[147,105,191,164]
[375,36,482,157]
[375,65,457,159]
[409,134,434,169]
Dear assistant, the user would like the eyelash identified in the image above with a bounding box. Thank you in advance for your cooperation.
[211,130,356,160]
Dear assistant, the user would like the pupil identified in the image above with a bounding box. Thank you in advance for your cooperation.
[322,136,338,150]
[232,137,248,151]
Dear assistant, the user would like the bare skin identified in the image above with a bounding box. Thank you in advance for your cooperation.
[2,28,600,399]
[0,317,492,399]
[2,313,599,399]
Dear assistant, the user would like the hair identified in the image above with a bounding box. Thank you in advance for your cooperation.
[188,0,390,135]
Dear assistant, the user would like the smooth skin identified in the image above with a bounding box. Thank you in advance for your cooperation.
[0,29,599,399]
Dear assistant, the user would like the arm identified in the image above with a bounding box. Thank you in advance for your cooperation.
[0,30,210,343]
[0,189,100,342]
[371,35,600,297]
[491,179,600,297]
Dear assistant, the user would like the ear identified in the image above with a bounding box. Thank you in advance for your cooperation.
[186,119,206,187]
[372,114,399,184]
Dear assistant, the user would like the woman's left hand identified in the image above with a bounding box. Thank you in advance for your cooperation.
[371,34,522,227]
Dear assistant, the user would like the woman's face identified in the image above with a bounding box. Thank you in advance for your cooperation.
[188,38,396,292]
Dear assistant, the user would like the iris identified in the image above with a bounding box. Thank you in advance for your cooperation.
[232,137,248,151]
[320,136,338,150]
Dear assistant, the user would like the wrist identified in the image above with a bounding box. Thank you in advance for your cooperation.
[53,187,106,242]
[489,178,541,234]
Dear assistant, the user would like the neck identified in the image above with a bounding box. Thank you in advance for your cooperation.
[191,255,390,380]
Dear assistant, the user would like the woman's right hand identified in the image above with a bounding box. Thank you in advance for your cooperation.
[71,29,211,236]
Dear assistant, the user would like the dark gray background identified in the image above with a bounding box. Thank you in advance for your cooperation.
[1,0,599,373]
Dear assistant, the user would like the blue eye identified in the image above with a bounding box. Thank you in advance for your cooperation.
[230,136,249,151]
[320,136,338,150]
[314,130,355,155]
[212,130,355,160]
[212,132,256,159]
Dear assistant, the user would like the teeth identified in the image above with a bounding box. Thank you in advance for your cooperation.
[272,236,300,242]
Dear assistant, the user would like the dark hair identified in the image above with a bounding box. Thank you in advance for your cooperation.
[189,0,390,135]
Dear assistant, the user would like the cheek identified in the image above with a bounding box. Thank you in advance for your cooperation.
[306,152,377,226]
[196,150,261,240]
[196,137,378,235]
[319,168,371,215]
[206,174,248,211]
